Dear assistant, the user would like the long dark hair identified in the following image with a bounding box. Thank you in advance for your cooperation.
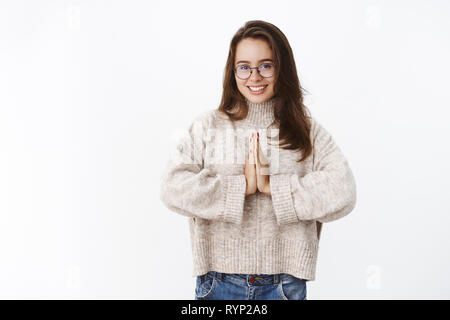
[218,20,312,162]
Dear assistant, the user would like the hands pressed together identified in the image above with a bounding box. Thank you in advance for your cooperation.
[244,132,271,196]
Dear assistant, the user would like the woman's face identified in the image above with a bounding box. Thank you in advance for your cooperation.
[234,38,276,104]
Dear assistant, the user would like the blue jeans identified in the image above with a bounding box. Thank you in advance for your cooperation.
[195,271,307,300]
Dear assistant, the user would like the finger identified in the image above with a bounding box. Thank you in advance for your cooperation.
[256,132,264,159]
[251,134,256,159]
[254,141,260,176]
[255,134,260,166]
[251,133,255,156]
[250,138,256,172]
[248,135,254,164]
[253,137,258,171]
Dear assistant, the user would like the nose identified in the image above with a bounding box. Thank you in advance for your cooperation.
[248,68,263,82]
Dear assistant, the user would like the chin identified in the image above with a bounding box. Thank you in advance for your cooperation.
[245,94,274,104]
[247,96,267,103]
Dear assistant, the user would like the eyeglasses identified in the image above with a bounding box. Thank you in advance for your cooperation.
[233,63,274,80]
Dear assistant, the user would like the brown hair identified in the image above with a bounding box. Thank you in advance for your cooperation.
[218,20,312,162]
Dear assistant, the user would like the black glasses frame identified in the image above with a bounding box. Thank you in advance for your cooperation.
[233,63,274,80]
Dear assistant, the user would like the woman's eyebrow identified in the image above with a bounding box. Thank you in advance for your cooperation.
[235,58,273,64]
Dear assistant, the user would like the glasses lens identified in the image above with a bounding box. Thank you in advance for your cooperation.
[259,63,273,77]
[235,63,274,79]
[236,65,250,79]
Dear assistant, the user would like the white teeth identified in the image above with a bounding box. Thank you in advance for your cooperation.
[248,85,267,92]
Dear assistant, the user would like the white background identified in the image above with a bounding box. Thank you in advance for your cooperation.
[1,0,449,299]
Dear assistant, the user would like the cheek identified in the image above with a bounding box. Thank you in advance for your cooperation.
[237,81,247,91]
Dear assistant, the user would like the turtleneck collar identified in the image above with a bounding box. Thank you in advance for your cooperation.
[244,96,276,127]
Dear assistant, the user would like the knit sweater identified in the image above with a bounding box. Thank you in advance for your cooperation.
[159,96,357,281]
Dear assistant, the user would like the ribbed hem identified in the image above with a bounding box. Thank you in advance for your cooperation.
[191,235,319,281]
[270,174,298,225]
[221,175,246,224]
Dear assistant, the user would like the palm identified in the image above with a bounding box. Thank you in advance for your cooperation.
[253,133,271,195]
[244,153,257,195]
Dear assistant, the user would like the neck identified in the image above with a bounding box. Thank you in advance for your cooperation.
[244,96,276,127]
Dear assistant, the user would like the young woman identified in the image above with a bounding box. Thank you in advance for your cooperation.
[160,20,357,300]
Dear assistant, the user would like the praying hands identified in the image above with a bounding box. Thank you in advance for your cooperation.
[244,132,271,195]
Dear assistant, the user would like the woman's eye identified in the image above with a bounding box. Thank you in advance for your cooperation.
[261,64,272,69]
[239,65,249,70]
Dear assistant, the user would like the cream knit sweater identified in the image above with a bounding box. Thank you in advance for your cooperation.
[159,96,357,281]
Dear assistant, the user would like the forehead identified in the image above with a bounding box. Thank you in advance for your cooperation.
[235,38,273,64]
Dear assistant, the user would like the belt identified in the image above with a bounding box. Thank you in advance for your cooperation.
[204,271,282,286]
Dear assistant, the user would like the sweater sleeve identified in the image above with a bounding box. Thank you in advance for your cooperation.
[269,117,357,225]
[159,111,247,224]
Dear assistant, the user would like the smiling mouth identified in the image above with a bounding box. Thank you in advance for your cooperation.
[247,85,268,93]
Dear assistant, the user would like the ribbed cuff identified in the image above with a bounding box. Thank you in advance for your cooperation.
[270,174,298,225]
[221,175,246,224]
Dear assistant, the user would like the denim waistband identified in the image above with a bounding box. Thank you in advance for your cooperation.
[203,271,291,286]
